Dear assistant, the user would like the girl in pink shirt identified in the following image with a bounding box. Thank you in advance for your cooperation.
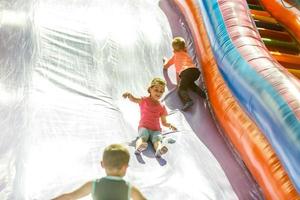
[123,78,177,157]
[164,37,206,111]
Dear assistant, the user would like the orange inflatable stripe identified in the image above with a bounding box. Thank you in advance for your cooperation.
[270,52,300,70]
[288,69,300,79]
[260,0,300,43]
[251,13,278,24]
[257,28,292,41]
[250,9,271,17]
[173,0,300,199]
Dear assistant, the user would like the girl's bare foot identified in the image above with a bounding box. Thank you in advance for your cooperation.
[135,142,148,154]
[155,145,168,157]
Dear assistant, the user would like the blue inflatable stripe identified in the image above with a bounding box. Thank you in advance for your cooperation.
[195,0,300,192]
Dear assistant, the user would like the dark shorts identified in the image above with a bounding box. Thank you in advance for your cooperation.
[179,68,200,87]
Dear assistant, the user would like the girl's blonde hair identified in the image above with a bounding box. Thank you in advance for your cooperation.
[172,37,186,52]
[147,78,166,93]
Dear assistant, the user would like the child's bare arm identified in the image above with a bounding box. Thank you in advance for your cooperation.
[122,92,141,104]
[161,115,177,131]
[131,185,147,200]
[176,74,180,85]
[52,182,92,200]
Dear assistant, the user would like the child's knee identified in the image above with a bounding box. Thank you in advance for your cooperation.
[138,128,150,141]
[151,134,163,143]
[138,135,148,142]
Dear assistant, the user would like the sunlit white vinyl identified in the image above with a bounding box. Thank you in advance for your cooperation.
[0,0,237,199]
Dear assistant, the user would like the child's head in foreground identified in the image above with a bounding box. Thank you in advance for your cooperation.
[172,37,186,52]
[101,144,130,177]
[147,78,166,101]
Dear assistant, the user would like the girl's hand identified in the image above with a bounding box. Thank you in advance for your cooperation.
[163,57,168,68]
[169,124,177,131]
[122,92,131,99]
[122,93,141,104]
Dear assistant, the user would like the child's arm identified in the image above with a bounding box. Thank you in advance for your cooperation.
[163,56,174,70]
[52,182,92,200]
[160,115,177,131]
[122,92,141,104]
[131,185,147,200]
[176,74,180,85]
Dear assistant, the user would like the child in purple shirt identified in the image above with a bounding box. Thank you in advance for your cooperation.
[123,78,177,157]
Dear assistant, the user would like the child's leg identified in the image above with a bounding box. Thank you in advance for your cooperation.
[152,140,161,152]
[190,83,206,99]
[153,141,168,152]
[135,128,149,153]
[178,72,193,104]
[150,131,168,157]
[136,137,147,150]
[178,69,197,110]
[188,68,206,99]
[153,141,168,157]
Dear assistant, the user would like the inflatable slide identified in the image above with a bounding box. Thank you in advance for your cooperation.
[247,0,300,79]
[0,0,299,199]
[166,0,300,199]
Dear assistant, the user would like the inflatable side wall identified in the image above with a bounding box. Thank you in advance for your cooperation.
[173,0,300,199]
[202,0,300,192]
[260,0,300,43]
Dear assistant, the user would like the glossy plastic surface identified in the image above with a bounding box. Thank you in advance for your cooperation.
[174,0,300,199]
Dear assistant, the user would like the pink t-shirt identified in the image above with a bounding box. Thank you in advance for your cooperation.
[138,97,168,131]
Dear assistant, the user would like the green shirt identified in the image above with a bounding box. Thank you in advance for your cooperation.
[92,176,131,200]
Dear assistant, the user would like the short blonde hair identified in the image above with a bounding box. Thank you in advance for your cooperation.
[148,78,166,93]
[172,37,186,52]
[102,144,130,170]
